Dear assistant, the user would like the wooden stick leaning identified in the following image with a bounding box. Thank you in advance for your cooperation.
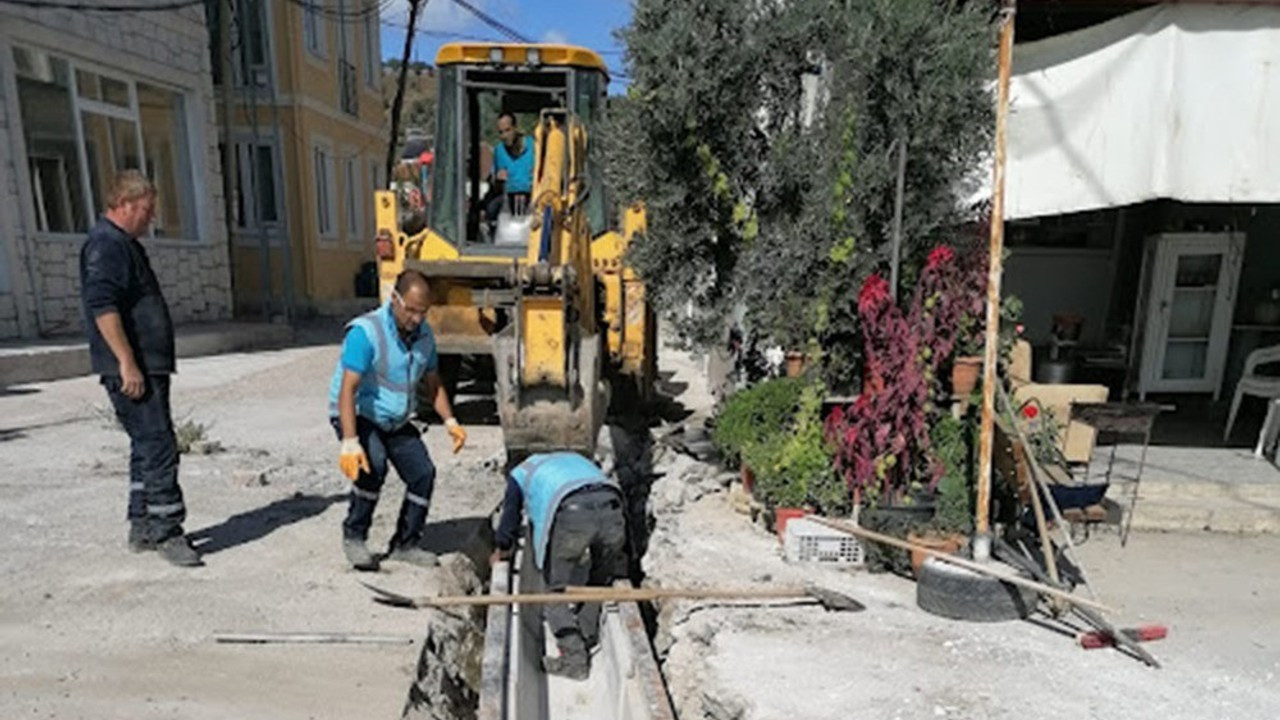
[995,382,1099,600]
[805,516,1116,615]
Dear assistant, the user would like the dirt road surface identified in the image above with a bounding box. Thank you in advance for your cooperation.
[0,345,506,719]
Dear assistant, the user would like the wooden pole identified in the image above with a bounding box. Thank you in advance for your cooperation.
[386,0,425,182]
[974,0,1017,561]
[889,136,908,302]
[806,516,1115,615]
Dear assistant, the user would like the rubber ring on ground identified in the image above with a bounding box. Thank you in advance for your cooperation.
[916,557,1039,622]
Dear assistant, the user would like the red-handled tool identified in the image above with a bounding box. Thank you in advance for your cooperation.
[1079,625,1168,649]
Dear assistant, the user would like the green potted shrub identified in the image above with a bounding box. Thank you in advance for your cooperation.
[750,383,849,538]
[907,413,974,575]
[712,376,807,495]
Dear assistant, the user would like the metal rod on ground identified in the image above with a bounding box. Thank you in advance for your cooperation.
[975,0,1018,562]
[806,516,1114,615]
[996,382,1099,600]
[214,632,414,645]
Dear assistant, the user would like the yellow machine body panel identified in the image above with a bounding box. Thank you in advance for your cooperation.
[519,297,567,386]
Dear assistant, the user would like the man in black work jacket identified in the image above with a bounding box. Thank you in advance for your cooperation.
[79,170,201,567]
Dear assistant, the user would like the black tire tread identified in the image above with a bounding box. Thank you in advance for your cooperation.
[916,558,1038,622]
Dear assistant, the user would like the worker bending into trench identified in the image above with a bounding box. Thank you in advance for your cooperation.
[329,269,467,571]
[492,452,629,681]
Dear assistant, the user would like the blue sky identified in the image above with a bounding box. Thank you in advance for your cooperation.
[379,0,633,89]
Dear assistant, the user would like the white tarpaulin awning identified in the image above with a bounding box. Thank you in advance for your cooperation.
[997,3,1280,220]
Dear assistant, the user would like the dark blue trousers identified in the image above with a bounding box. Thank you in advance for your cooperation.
[332,417,436,550]
[103,374,185,542]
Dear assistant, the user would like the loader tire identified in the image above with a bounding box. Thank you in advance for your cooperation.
[916,557,1038,622]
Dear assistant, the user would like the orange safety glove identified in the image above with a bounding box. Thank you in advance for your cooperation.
[444,417,467,454]
[338,437,371,481]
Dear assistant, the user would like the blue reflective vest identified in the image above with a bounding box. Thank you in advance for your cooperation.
[327,302,437,431]
[512,452,619,570]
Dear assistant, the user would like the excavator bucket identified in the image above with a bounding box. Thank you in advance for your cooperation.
[493,329,607,458]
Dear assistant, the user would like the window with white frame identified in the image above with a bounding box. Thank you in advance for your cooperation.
[227,140,279,230]
[363,4,379,88]
[302,0,326,57]
[313,142,337,238]
[344,155,361,241]
[12,45,197,239]
[232,0,270,88]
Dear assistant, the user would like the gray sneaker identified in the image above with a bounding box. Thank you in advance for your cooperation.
[386,545,438,568]
[156,535,203,567]
[343,538,381,572]
[128,524,156,553]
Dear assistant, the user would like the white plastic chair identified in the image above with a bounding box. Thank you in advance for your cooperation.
[1223,344,1280,442]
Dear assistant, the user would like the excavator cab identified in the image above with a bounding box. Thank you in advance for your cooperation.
[374,44,653,458]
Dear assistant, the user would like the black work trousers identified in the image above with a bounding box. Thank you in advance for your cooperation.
[542,487,629,662]
[332,417,436,551]
[103,374,186,543]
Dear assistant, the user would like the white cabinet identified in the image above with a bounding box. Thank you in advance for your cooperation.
[1135,233,1244,400]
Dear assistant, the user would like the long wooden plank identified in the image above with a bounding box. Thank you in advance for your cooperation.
[805,516,1116,615]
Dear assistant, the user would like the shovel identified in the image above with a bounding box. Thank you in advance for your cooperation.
[362,581,864,613]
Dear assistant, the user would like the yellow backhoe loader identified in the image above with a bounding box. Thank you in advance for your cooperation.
[372,43,656,458]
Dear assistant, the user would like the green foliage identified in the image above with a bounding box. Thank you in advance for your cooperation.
[711,377,807,467]
[174,418,210,455]
[606,0,997,387]
[752,383,848,514]
[929,413,973,534]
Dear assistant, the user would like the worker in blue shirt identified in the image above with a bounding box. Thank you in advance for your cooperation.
[485,112,536,235]
[328,270,467,571]
[492,452,629,680]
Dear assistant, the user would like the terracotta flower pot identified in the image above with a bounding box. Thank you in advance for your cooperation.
[784,351,807,378]
[951,356,982,396]
[773,507,807,543]
[907,531,967,577]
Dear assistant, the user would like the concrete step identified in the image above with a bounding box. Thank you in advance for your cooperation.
[0,321,295,387]
[1129,496,1280,534]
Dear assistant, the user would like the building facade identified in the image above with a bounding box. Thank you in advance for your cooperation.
[218,0,385,318]
[0,2,232,339]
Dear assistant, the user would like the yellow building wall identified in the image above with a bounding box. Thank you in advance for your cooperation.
[228,0,384,313]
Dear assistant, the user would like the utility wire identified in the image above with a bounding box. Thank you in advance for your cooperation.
[0,0,202,10]
[279,0,392,23]
[447,0,528,43]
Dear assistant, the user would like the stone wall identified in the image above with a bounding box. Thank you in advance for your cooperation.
[0,3,231,339]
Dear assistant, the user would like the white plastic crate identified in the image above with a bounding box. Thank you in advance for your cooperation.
[784,517,865,566]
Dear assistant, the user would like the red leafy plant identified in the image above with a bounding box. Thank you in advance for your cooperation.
[825,244,987,505]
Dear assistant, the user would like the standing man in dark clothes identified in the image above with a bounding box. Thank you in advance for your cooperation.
[491,452,629,680]
[79,170,201,567]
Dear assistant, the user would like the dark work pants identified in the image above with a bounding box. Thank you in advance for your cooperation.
[542,487,628,663]
[103,374,185,543]
[332,417,436,551]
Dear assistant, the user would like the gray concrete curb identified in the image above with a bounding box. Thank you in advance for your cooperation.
[0,322,295,387]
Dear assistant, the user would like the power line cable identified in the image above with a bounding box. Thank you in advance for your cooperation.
[0,0,202,11]
[447,0,528,43]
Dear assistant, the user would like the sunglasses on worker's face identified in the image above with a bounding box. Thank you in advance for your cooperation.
[392,289,429,317]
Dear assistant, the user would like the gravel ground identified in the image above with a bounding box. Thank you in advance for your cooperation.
[0,345,507,720]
